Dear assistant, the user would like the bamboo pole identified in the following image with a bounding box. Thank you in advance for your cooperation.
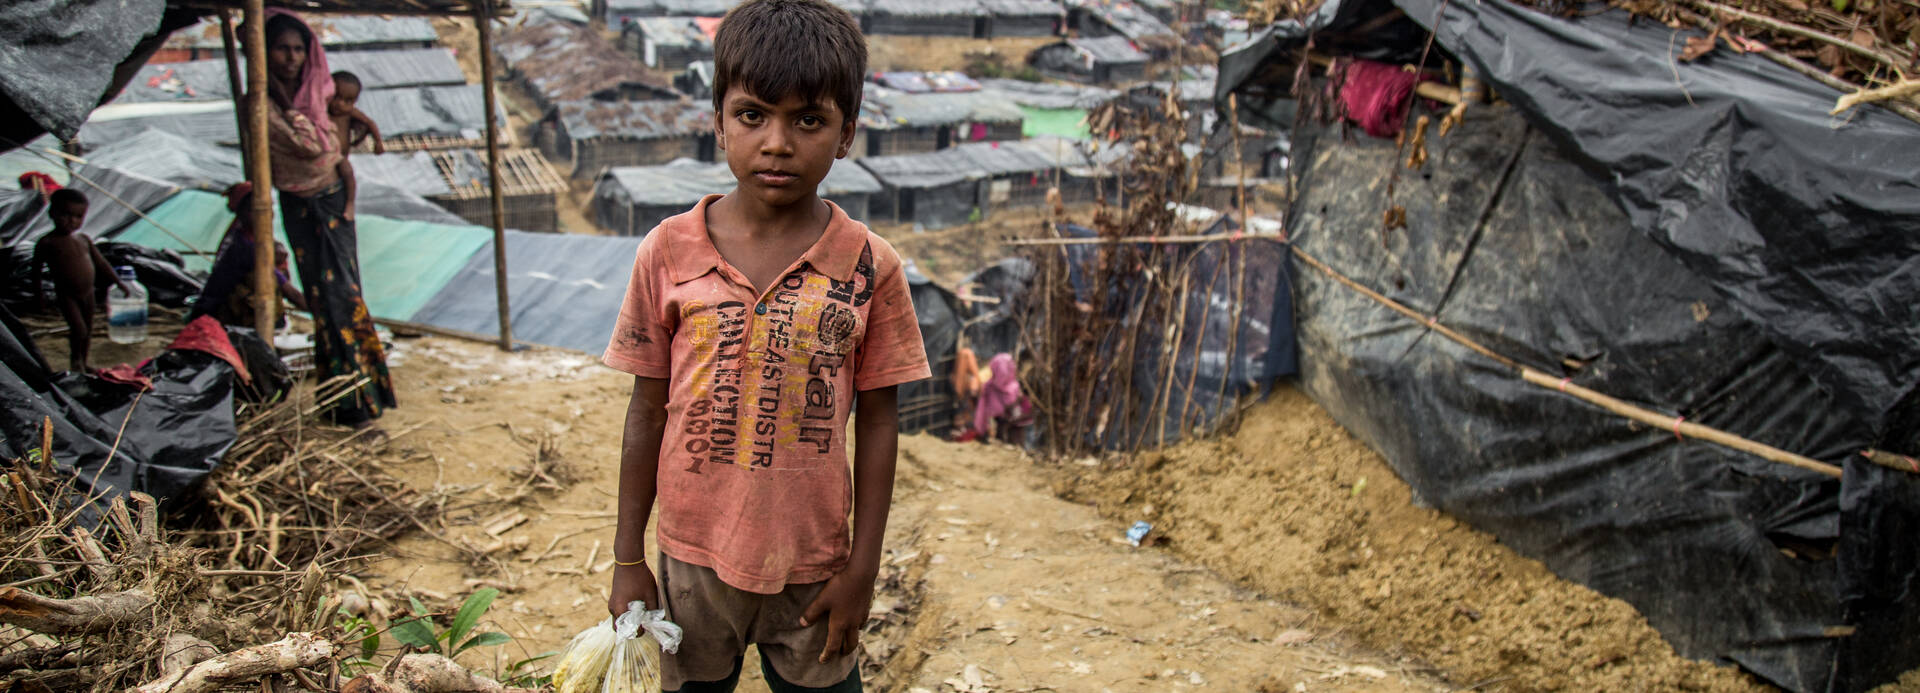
[475,0,515,352]
[241,0,276,341]
[218,11,248,153]
[1006,234,1282,246]
[1518,368,1841,478]
[1292,244,1846,479]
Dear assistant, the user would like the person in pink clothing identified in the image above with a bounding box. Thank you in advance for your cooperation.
[600,1,929,690]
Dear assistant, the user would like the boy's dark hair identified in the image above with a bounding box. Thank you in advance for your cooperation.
[48,189,87,209]
[331,71,361,91]
[712,0,866,124]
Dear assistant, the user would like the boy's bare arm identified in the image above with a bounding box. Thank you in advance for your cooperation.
[336,157,357,220]
[608,376,671,616]
[349,109,384,152]
[86,238,130,293]
[802,385,899,663]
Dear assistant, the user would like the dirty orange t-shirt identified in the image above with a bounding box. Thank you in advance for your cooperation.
[602,195,930,594]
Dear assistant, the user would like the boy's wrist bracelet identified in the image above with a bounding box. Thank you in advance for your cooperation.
[613,557,645,566]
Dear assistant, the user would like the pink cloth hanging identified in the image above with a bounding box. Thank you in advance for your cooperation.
[1339,59,1432,139]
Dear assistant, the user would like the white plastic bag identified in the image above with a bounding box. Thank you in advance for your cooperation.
[550,602,683,693]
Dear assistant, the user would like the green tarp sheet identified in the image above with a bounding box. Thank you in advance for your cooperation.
[1019,106,1089,139]
[112,189,490,320]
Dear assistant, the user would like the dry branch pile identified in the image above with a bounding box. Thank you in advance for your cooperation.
[0,377,529,692]
[1024,91,1263,457]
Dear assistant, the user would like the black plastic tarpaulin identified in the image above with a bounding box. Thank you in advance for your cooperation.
[0,0,201,148]
[1218,1,1920,689]
[0,312,245,517]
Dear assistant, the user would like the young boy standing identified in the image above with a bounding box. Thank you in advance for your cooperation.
[33,189,130,372]
[601,1,928,690]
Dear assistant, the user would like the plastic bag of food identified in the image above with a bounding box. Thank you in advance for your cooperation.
[551,602,683,693]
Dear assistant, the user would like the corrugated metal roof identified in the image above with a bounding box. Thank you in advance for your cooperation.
[355,84,506,139]
[865,0,984,17]
[862,84,1024,128]
[1069,35,1148,64]
[605,0,740,18]
[557,99,711,140]
[495,21,675,107]
[975,0,1065,18]
[627,16,715,49]
[981,78,1115,109]
[857,139,1061,188]
[873,71,981,94]
[351,151,453,197]
[1069,0,1177,40]
[165,15,440,50]
[598,158,880,206]
[116,49,467,104]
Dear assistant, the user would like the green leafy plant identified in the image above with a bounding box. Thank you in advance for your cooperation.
[501,651,559,688]
[336,611,382,675]
[390,588,513,657]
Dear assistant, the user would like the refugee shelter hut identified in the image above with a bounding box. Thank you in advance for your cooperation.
[1017,135,1106,203]
[861,85,1026,156]
[154,14,440,61]
[1028,36,1148,84]
[494,19,679,113]
[982,78,1114,138]
[623,16,718,71]
[1216,0,1920,690]
[545,99,714,179]
[962,139,1070,210]
[857,147,981,228]
[358,149,566,232]
[592,158,879,235]
[597,0,739,28]
[899,267,968,434]
[974,0,1064,37]
[1065,0,1180,59]
[677,60,716,101]
[355,84,511,151]
[592,159,732,236]
[864,0,982,36]
[819,159,885,222]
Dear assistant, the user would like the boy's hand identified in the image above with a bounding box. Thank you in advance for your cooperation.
[342,201,355,222]
[373,140,386,155]
[607,562,661,617]
[799,566,875,663]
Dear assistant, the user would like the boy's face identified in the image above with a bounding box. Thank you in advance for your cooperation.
[328,82,359,116]
[49,201,86,233]
[715,88,855,211]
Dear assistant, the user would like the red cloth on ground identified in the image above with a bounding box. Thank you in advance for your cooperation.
[97,364,152,391]
[1339,59,1432,139]
[167,315,253,384]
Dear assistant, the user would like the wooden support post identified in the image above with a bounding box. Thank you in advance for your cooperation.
[218,11,248,153]
[475,0,514,352]
[242,0,276,340]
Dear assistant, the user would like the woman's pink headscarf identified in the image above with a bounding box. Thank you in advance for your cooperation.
[973,353,1022,435]
[263,8,334,145]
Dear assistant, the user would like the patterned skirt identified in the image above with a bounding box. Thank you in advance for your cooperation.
[281,183,396,425]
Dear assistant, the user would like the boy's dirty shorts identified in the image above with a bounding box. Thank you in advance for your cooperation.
[658,553,859,690]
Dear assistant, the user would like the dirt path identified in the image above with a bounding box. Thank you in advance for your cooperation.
[355,337,1447,690]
